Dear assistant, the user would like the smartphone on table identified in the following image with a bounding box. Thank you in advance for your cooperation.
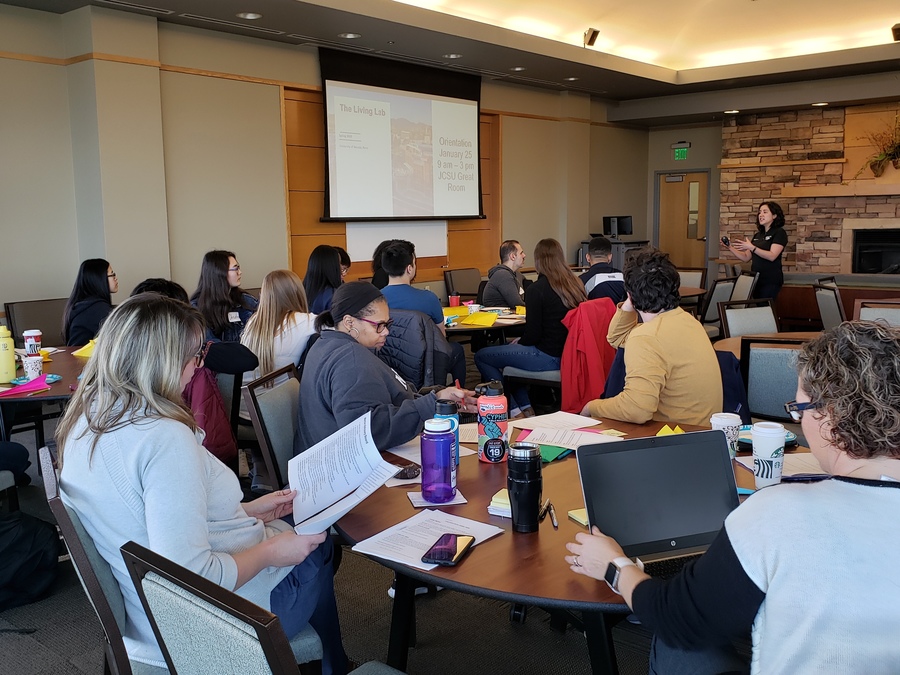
[421,533,476,566]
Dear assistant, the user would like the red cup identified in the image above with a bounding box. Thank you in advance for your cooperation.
[449,293,460,307]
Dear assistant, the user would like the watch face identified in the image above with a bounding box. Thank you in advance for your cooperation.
[604,562,618,588]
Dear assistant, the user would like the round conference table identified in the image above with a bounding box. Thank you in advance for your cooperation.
[0,347,86,441]
[337,417,761,674]
[713,331,821,359]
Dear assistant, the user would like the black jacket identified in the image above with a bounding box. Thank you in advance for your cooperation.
[65,298,112,346]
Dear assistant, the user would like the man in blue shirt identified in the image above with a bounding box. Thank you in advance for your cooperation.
[380,241,467,386]
[579,236,626,303]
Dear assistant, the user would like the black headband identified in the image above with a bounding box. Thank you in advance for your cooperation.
[332,281,384,322]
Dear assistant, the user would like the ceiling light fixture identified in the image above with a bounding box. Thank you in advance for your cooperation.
[583,27,600,47]
[510,66,526,72]
[811,102,829,107]
[443,53,463,59]
[724,110,740,114]
[236,12,262,20]
[337,33,362,39]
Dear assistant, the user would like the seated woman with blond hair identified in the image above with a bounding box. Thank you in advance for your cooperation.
[57,294,347,674]
[565,320,900,674]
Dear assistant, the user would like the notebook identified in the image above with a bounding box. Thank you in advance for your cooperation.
[576,430,739,567]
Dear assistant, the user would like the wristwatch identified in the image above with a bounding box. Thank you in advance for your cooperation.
[604,556,637,594]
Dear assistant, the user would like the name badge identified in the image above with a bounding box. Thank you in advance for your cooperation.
[228,311,240,323]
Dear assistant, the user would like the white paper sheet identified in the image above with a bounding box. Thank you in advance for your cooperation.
[735,453,825,477]
[407,490,468,508]
[289,413,399,534]
[351,509,504,571]
[509,411,602,430]
[519,427,621,451]
[384,436,475,465]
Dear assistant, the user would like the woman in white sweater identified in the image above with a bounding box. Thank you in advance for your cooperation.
[57,294,347,674]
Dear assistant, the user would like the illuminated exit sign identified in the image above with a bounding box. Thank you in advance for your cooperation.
[674,147,689,160]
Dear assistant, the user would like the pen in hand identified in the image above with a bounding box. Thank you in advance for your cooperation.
[547,502,559,529]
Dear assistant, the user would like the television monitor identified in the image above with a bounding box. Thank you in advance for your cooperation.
[602,216,633,238]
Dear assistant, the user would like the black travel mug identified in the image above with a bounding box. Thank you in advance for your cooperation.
[507,442,542,533]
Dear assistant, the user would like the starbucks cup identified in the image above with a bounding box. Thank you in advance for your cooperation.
[23,329,42,356]
[23,355,43,381]
[710,413,742,459]
[751,422,786,489]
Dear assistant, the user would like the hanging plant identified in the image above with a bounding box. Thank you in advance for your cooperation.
[856,114,900,178]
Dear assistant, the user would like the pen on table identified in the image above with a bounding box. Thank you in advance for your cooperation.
[538,498,551,522]
[26,387,51,397]
[547,502,559,529]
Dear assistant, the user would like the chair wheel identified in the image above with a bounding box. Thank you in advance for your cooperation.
[509,603,527,623]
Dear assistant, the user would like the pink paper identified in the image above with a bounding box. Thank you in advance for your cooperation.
[0,374,49,398]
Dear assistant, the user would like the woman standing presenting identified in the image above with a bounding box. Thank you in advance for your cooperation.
[58,294,347,674]
[474,238,586,418]
[63,258,118,346]
[191,250,258,342]
[724,201,788,300]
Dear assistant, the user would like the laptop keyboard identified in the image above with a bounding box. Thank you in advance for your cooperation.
[642,553,702,580]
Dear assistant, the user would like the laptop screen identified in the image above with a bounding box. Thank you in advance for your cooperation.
[577,431,739,558]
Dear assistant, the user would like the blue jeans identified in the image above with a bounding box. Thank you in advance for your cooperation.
[649,634,748,675]
[270,535,347,675]
[474,344,560,412]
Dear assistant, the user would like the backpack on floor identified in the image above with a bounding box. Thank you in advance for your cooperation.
[0,511,60,611]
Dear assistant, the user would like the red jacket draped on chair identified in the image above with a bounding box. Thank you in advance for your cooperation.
[560,298,618,413]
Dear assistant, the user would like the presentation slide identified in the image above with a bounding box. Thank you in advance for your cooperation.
[325,80,480,220]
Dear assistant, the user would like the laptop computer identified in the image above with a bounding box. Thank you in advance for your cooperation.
[576,430,739,573]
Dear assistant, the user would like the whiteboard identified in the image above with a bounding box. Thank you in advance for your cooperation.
[345,221,448,262]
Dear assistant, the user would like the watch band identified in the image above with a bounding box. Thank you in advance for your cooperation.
[604,556,637,594]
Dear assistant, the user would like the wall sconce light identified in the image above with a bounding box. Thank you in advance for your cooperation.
[584,27,600,47]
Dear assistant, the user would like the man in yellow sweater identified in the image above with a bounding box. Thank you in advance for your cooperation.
[581,248,722,426]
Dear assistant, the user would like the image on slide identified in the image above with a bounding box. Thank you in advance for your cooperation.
[390,97,433,216]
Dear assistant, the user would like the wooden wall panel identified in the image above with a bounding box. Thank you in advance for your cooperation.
[291,234,346,278]
[288,192,342,236]
[285,99,325,147]
[448,229,497,271]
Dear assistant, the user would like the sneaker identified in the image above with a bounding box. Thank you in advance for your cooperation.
[387,579,443,599]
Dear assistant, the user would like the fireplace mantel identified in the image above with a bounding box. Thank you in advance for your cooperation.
[781,183,900,198]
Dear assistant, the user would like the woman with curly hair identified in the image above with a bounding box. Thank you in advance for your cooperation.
[566,320,900,674]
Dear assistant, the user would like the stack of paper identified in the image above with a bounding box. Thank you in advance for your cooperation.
[487,488,511,518]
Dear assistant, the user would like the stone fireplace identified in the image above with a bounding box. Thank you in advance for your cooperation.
[842,217,900,273]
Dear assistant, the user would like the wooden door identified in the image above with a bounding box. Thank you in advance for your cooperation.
[658,172,708,268]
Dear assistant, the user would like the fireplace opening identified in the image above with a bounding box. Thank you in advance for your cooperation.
[853,230,900,274]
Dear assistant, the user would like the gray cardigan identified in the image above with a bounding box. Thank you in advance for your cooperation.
[294,329,437,454]
[483,264,524,308]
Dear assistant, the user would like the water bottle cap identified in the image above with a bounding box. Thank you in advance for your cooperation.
[508,442,540,459]
[475,380,504,397]
[0,326,9,338]
[424,418,452,433]
[435,399,458,415]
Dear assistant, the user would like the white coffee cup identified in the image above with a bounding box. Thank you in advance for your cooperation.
[468,304,482,314]
[23,329,42,356]
[23,355,43,381]
[751,421,786,489]
[710,412,742,459]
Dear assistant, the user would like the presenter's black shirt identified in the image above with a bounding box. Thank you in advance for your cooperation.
[750,226,788,284]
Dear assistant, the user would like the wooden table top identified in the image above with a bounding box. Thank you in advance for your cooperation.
[338,418,709,612]
[714,331,821,359]
[0,347,87,402]
[678,285,706,299]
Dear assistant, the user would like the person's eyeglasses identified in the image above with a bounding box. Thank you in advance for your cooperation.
[194,342,211,368]
[228,265,241,273]
[784,400,819,421]
[340,266,350,277]
[107,272,117,279]
[357,317,393,334]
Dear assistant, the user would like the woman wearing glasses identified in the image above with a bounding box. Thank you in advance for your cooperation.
[294,281,475,454]
[58,294,348,674]
[63,258,119,346]
[191,249,258,342]
[565,321,900,673]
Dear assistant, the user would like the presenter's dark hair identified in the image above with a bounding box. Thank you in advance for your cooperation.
[756,201,785,232]
[588,236,612,258]
[304,245,342,307]
[499,240,521,263]
[315,281,384,332]
[623,248,680,313]
[191,250,249,337]
[382,241,415,277]
[131,278,190,304]
[63,258,113,337]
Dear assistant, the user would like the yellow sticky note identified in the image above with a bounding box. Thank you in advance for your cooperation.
[515,306,527,316]
[673,425,685,434]
[460,312,497,327]
[72,339,96,358]
[568,508,589,527]
[656,424,674,436]
[601,429,627,437]
[442,307,461,318]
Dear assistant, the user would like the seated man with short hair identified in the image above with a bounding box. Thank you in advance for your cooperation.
[581,248,721,426]
[483,240,526,308]
[579,236,625,304]
[380,241,467,387]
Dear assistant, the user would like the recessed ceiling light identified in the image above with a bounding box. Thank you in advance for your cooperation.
[443,53,463,59]
[811,102,829,107]
[338,33,362,39]
[564,76,579,81]
[236,12,262,20]
[510,66,526,72]
[724,109,740,114]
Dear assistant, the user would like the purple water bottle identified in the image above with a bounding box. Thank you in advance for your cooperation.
[421,418,456,504]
